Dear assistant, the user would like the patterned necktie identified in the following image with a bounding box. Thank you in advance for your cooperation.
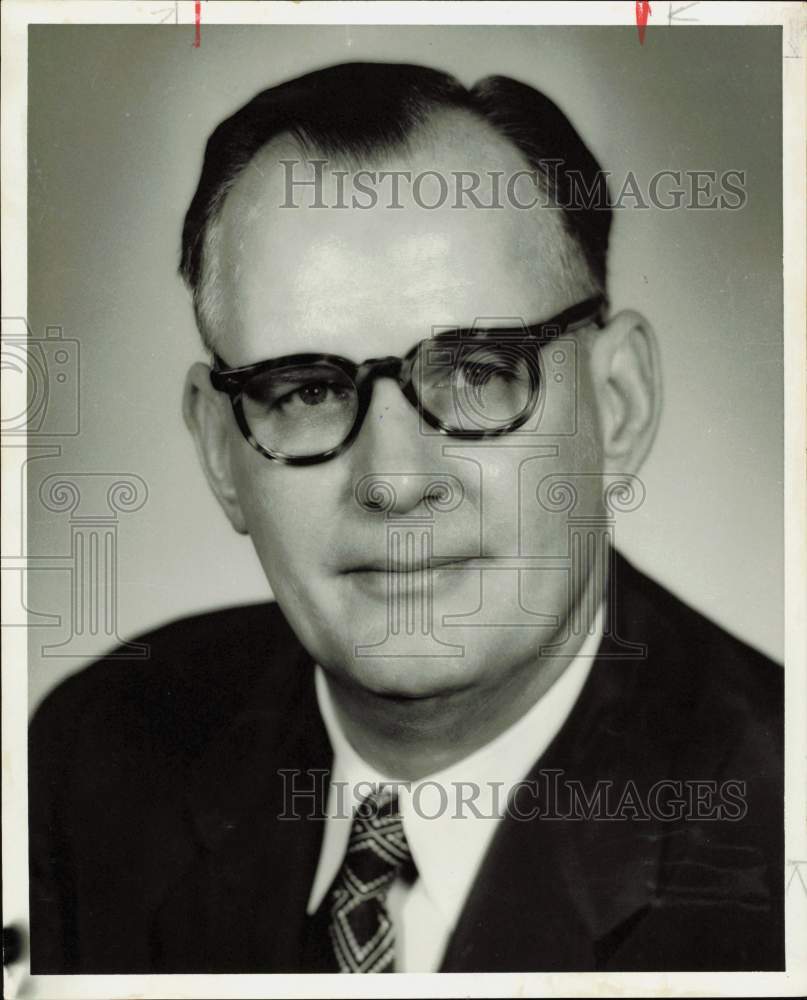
[328,785,413,973]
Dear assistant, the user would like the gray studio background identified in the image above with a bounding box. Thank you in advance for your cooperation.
[26,25,783,713]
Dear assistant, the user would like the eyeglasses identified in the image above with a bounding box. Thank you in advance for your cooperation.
[209,294,606,466]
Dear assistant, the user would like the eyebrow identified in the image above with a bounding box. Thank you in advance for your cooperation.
[266,366,346,381]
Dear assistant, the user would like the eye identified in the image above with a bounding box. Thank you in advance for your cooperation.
[457,359,521,387]
[419,339,530,394]
[291,382,340,407]
[455,344,529,387]
[242,365,355,415]
[273,378,354,411]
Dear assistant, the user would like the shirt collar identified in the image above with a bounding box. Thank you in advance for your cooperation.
[308,605,604,925]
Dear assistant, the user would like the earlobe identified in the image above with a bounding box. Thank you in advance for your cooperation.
[182,363,249,534]
[589,310,662,475]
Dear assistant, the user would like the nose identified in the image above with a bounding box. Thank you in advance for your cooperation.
[350,377,440,515]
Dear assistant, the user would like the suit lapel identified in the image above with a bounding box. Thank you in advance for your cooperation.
[440,552,672,971]
[152,638,333,972]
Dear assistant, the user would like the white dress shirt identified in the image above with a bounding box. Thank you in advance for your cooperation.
[307,608,604,972]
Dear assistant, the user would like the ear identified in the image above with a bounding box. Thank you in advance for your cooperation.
[182,362,248,534]
[588,309,662,475]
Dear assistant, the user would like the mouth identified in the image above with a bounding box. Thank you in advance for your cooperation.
[344,557,476,574]
[341,557,479,599]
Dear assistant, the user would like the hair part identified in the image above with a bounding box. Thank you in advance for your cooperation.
[179,62,611,349]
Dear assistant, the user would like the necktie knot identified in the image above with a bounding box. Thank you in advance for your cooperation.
[328,785,413,973]
[345,786,412,889]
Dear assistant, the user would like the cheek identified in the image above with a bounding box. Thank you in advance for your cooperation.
[229,444,335,579]
[519,406,606,551]
[565,394,605,475]
[541,348,606,479]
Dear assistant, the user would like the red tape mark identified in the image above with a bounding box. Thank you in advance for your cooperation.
[194,0,201,48]
[635,1,651,45]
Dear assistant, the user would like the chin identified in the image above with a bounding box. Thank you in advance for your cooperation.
[323,646,478,701]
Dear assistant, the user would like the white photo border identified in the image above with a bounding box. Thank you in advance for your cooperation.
[2,2,805,997]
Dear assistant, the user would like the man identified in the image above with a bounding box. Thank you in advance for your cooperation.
[29,62,783,974]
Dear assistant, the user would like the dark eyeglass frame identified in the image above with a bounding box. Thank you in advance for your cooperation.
[209,294,607,466]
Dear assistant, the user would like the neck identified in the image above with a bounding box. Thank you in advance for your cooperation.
[325,565,606,781]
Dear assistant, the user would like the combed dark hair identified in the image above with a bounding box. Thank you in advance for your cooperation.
[180,61,611,339]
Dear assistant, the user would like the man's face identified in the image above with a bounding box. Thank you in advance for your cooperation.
[198,115,609,701]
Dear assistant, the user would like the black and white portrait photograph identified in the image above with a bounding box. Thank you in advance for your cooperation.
[2,2,805,997]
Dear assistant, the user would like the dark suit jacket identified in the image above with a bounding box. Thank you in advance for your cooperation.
[28,552,783,973]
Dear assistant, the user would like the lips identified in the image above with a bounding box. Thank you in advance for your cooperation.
[343,556,477,574]
[342,558,479,601]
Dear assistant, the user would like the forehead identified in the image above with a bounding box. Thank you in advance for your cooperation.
[212,110,588,363]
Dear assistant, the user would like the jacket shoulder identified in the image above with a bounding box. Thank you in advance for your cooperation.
[613,553,783,772]
[29,600,304,763]
[618,554,781,692]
